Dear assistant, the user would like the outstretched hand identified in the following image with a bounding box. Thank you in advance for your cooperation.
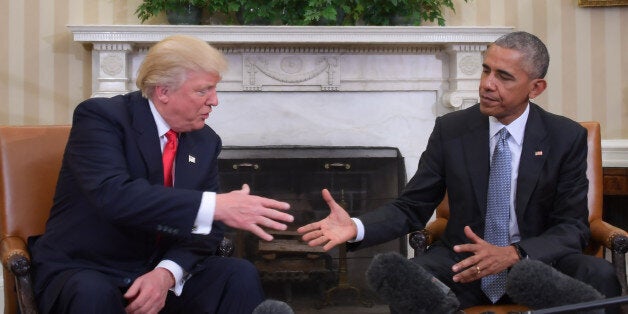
[297,189,357,251]
[214,184,293,241]
[451,226,520,283]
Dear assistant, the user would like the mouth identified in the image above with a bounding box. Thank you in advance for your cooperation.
[480,94,500,104]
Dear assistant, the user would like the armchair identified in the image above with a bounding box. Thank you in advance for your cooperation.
[409,121,628,314]
[0,126,233,314]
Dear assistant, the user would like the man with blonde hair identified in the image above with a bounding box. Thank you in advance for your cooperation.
[30,35,294,314]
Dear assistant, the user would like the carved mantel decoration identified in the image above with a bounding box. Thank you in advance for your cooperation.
[68,25,512,109]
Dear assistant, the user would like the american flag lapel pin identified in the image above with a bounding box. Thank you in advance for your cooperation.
[534,151,543,156]
[188,155,196,163]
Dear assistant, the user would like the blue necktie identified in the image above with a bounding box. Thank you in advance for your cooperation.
[482,127,511,303]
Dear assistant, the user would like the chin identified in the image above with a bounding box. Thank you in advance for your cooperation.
[479,103,495,116]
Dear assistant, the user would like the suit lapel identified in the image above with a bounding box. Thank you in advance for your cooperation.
[462,110,490,214]
[516,104,549,220]
[130,92,163,185]
[173,132,201,189]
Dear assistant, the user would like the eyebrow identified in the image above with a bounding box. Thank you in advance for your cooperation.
[482,64,515,80]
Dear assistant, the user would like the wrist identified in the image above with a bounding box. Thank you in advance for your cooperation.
[157,267,175,288]
[511,243,527,260]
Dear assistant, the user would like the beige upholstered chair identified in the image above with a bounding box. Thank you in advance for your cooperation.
[409,122,628,314]
[0,125,233,314]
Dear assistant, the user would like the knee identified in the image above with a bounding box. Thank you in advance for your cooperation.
[225,258,260,283]
[63,274,119,299]
[580,258,616,281]
[573,258,621,297]
[57,272,124,311]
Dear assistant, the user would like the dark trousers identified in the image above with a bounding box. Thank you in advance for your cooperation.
[412,244,621,312]
[42,256,265,314]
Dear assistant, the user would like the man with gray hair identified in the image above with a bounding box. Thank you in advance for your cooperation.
[298,31,621,312]
[30,35,294,314]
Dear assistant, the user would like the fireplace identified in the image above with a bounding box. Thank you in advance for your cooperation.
[218,146,406,305]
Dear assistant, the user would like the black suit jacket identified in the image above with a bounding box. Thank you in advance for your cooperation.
[30,91,225,299]
[350,103,590,264]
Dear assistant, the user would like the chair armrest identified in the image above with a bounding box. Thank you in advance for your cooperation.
[216,237,234,257]
[1,236,30,269]
[409,217,448,257]
[590,219,628,254]
[589,219,628,294]
[409,229,430,253]
[1,236,38,314]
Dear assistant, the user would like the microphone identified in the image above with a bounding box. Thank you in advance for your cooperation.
[252,299,294,314]
[366,252,459,314]
[506,259,604,313]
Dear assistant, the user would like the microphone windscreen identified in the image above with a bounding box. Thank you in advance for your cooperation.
[506,259,604,310]
[252,299,294,314]
[366,252,459,314]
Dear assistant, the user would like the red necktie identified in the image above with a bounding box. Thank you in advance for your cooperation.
[163,130,178,187]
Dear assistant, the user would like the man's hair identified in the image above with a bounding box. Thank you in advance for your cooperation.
[136,35,228,98]
[491,31,550,79]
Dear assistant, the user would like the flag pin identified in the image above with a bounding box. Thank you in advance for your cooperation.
[188,155,196,163]
[535,151,543,156]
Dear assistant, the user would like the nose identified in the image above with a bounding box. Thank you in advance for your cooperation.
[480,74,495,91]
[206,90,218,107]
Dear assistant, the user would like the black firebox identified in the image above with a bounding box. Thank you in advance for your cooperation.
[218,146,406,306]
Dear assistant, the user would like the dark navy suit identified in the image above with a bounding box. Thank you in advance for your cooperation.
[349,103,620,308]
[30,91,263,313]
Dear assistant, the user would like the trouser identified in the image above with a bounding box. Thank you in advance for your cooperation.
[412,244,621,313]
[42,256,265,314]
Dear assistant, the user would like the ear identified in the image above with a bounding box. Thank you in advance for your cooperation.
[528,78,547,99]
[154,85,170,104]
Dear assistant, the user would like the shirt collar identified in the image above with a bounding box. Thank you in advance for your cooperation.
[488,103,529,146]
[148,99,171,138]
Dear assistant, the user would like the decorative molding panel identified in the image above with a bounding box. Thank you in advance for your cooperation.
[68,25,512,108]
[602,140,628,167]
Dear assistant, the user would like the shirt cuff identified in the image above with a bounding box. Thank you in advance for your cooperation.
[156,260,188,296]
[193,192,216,235]
[349,217,365,243]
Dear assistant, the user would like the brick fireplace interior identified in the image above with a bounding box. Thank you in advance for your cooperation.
[218,146,406,307]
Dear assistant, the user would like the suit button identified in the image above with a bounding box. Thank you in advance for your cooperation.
[123,278,132,285]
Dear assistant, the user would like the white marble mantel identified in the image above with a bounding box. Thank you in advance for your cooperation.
[68,25,512,106]
[68,24,627,181]
[69,25,514,176]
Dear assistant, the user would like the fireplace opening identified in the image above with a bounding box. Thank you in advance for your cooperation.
[218,146,406,308]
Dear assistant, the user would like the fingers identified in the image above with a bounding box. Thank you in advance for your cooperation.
[248,224,274,242]
[322,188,335,205]
[452,253,479,274]
[453,263,485,283]
[260,197,291,212]
[298,228,337,252]
[297,222,321,237]
[241,183,250,194]
[258,215,289,232]
[463,225,483,243]
[123,282,139,300]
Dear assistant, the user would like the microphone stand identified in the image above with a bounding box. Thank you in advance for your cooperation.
[527,295,628,313]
